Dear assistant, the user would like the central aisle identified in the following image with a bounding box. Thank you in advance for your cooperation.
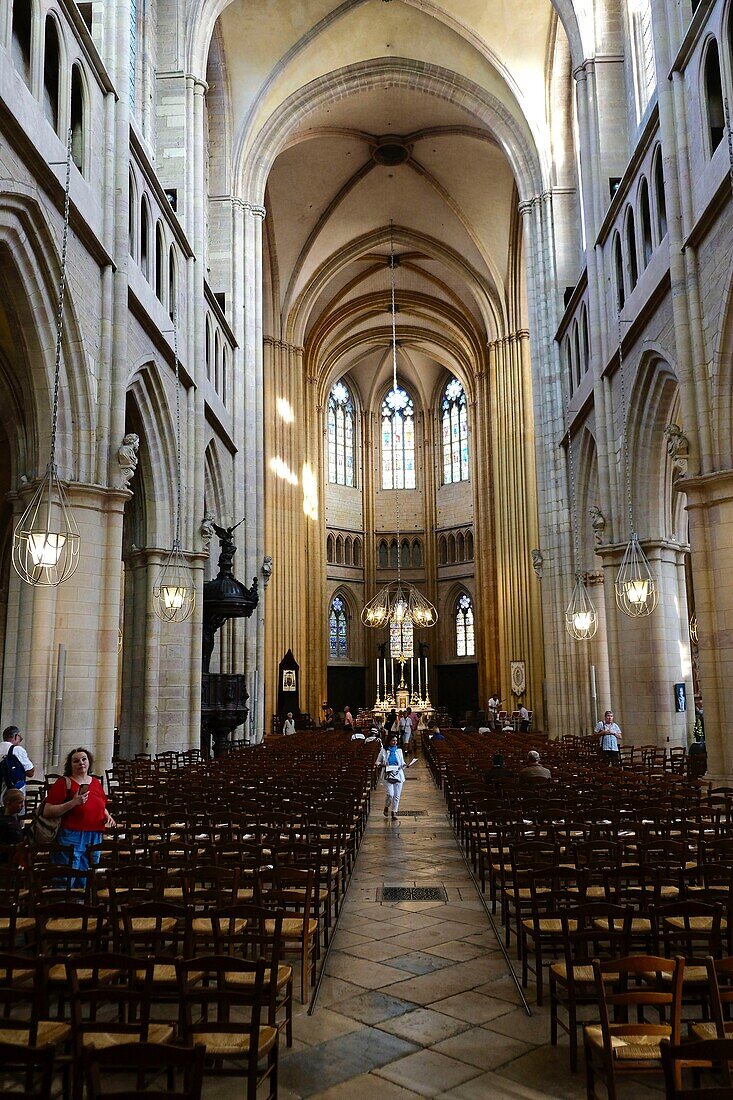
[276,756,603,1100]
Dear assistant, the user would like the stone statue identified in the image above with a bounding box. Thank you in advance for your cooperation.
[115,433,140,489]
[201,512,215,551]
[590,506,606,545]
[261,555,273,589]
[664,423,689,479]
[531,548,543,579]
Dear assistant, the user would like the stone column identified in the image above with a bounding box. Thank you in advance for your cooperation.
[684,470,733,778]
[241,201,266,740]
[597,538,692,746]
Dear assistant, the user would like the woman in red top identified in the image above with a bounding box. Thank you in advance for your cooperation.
[46,747,115,886]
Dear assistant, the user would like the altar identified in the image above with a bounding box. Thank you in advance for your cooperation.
[374,619,432,714]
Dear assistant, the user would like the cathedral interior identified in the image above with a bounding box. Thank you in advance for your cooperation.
[2,0,731,769]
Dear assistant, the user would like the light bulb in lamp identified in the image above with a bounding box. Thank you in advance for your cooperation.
[161,585,186,611]
[573,610,592,635]
[624,578,649,606]
[28,532,65,568]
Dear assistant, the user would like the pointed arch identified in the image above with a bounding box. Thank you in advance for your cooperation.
[456,531,466,562]
[42,13,62,135]
[455,590,475,658]
[326,533,335,564]
[412,538,422,568]
[638,177,653,268]
[344,535,353,566]
[328,589,350,660]
[381,382,416,490]
[465,530,474,560]
[11,0,32,88]
[327,377,355,486]
[438,535,447,565]
[203,436,229,526]
[625,206,639,292]
[353,536,362,568]
[703,36,725,154]
[441,375,469,484]
[625,353,680,540]
[378,538,388,569]
[652,145,667,242]
[126,361,180,546]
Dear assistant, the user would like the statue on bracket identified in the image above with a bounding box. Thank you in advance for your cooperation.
[531,548,544,579]
[201,512,215,551]
[261,555,273,588]
[664,423,689,481]
[115,433,140,489]
[589,505,606,545]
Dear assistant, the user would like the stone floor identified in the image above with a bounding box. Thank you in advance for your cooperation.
[272,756,665,1100]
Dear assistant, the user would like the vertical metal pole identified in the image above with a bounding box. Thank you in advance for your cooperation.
[51,643,66,769]
[590,664,598,729]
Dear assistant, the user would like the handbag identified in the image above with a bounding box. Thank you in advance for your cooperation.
[26,777,71,847]
[384,767,401,783]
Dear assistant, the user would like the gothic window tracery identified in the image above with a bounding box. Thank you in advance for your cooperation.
[329,595,348,659]
[382,386,415,489]
[456,593,475,658]
[328,380,354,486]
[442,377,469,484]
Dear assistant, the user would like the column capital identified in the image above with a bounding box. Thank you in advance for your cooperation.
[244,201,267,220]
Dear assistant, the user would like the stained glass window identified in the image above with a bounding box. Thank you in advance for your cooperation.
[456,593,475,658]
[442,376,469,484]
[329,596,348,659]
[328,381,354,486]
[382,386,415,489]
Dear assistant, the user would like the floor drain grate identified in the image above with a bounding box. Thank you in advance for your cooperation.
[397,809,428,817]
[380,886,447,902]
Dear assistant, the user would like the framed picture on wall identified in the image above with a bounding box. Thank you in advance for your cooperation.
[510,660,526,697]
[282,669,296,692]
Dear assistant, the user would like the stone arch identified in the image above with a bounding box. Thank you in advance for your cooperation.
[0,189,92,482]
[576,426,599,567]
[239,58,544,206]
[353,536,362,568]
[713,254,733,467]
[203,436,230,525]
[328,585,355,661]
[326,532,335,564]
[438,534,447,565]
[377,538,388,569]
[188,0,584,105]
[702,34,725,154]
[125,361,179,547]
[625,353,680,541]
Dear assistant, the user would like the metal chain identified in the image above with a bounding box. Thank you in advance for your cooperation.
[172,309,182,548]
[49,128,73,470]
[617,312,634,535]
[389,221,402,589]
[563,363,580,577]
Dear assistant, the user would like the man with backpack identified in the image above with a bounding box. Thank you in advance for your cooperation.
[0,725,34,807]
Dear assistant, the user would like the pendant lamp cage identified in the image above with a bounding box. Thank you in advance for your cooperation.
[361,226,437,632]
[152,312,195,623]
[563,351,597,641]
[12,129,81,588]
[614,315,658,617]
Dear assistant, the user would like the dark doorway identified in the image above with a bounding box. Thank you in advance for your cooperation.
[327,666,367,716]
[435,663,479,723]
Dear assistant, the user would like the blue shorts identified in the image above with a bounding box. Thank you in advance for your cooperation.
[53,828,104,888]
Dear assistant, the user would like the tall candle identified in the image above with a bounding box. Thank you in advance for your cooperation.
[418,657,422,698]
[376,658,380,700]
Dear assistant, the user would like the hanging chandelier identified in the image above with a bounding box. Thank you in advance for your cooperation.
[614,318,657,618]
[152,310,195,623]
[361,228,437,632]
[12,129,80,587]
[565,573,598,640]
[562,348,597,641]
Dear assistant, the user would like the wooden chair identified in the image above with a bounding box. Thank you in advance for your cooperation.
[584,954,684,1100]
[176,956,278,1100]
[0,1040,55,1100]
[660,1036,733,1098]
[691,956,733,1042]
[67,954,174,1100]
[214,903,294,1047]
[654,900,724,1017]
[84,1041,206,1100]
[259,865,319,1004]
[549,902,632,1072]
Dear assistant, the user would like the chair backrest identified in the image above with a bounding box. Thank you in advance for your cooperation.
[707,956,733,1038]
[0,1039,55,1100]
[67,954,154,1040]
[660,1036,733,1098]
[85,1041,205,1100]
[594,955,684,1042]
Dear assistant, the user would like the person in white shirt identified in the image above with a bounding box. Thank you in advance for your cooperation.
[518,704,530,732]
[377,734,407,821]
[488,693,501,731]
[595,710,622,765]
[0,725,35,806]
[282,713,296,736]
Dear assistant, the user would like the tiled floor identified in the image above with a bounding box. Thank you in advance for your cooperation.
[268,757,666,1100]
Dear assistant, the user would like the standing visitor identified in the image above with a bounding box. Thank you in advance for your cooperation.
[377,734,407,821]
[595,710,623,765]
[518,704,530,732]
[45,748,116,887]
[488,693,501,731]
[344,705,355,733]
[0,726,35,807]
[282,713,296,736]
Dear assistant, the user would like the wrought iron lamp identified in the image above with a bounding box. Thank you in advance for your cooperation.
[563,373,597,641]
[12,130,80,587]
[152,312,195,623]
[613,318,658,617]
[361,229,437,632]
